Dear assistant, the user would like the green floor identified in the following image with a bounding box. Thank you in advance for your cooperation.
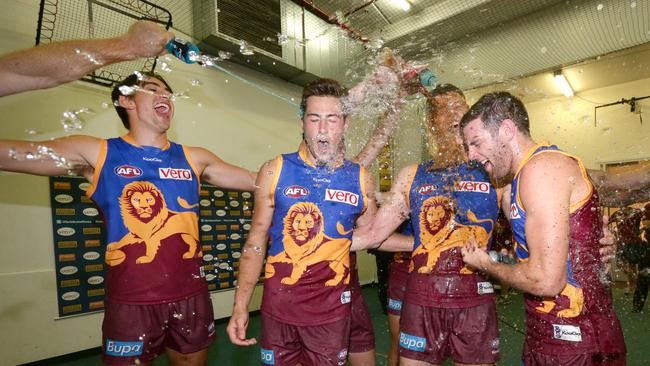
[24,285,650,366]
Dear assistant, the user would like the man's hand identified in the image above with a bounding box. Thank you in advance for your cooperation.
[461,237,492,271]
[599,215,616,274]
[121,20,174,59]
[226,307,257,346]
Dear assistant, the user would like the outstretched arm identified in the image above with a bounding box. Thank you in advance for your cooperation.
[352,165,414,252]
[0,136,101,179]
[0,20,173,97]
[352,92,406,168]
[188,147,256,191]
[226,159,276,346]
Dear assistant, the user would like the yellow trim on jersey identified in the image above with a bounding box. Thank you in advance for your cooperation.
[182,145,202,192]
[269,156,284,208]
[120,135,171,150]
[359,164,368,214]
[86,139,108,198]
[404,164,419,210]
[298,143,316,168]
[514,142,553,213]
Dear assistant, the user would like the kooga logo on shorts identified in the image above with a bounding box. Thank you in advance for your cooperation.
[105,340,144,357]
[399,332,426,352]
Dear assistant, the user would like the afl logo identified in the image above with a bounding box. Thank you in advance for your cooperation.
[284,185,309,198]
[417,184,437,195]
[114,165,142,177]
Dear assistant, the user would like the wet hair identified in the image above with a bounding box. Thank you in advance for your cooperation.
[428,83,465,99]
[111,72,173,129]
[459,91,530,136]
[299,78,348,119]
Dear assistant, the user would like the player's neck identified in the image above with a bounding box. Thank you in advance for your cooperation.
[124,129,169,149]
[511,137,537,175]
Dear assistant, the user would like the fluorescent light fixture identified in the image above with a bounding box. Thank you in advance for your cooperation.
[393,0,411,11]
[554,71,574,97]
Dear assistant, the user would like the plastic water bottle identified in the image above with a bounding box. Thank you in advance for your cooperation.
[419,69,437,89]
[165,38,200,64]
[488,250,517,265]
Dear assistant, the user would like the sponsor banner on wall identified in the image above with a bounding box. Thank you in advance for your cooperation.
[50,177,254,317]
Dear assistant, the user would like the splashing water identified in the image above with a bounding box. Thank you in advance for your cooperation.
[277,33,290,45]
[239,40,255,55]
[61,108,95,132]
[8,144,74,170]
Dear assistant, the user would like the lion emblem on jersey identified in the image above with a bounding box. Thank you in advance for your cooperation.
[411,196,493,274]
[104,181,200,266]
[265,202,352,286]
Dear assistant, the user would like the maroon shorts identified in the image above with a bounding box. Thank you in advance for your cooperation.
[398,301,499,364]
[349,286,375,353]
[102,291,215,365]
[387,261,409,315]
[261,315,350,366]
[522,345,626,366]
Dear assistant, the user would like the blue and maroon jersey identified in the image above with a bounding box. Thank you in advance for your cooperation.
[262,149,368,326]
[88,136,205,304]
[405,161,498,308]
[510,144,625,355]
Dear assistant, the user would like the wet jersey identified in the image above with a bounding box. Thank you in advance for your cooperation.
[262,150,367,326]
[510,144,625,355]
[405,161,498,308]
[88,137,205,304]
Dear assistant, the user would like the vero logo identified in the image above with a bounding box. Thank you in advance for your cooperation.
[325,189,359,206]
[105,339,143,357]
[114,165,142,178]
[159,167,192,181]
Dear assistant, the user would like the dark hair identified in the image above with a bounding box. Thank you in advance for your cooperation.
[299,78,348,118]
[459,91,530,136]
[111,72,173,129]
[428,83,465,99]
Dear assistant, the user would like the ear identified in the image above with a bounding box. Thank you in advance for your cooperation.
[118,95,136,110]
[499,119,517,141]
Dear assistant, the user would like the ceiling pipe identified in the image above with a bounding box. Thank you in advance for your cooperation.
[289,0,370,42]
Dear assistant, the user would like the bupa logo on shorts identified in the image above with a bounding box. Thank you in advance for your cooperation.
[159,167,192,181]
[284,185,309,198]
[207,322,216,336]
[325,189,359,206]
[454,180,490,193]
[399,332,426,352]
[105,339,144,357]
[340,290,351,304]
[114,165,142,178]
[510,203,521,219]
[552,324,582,342]
[417,184,437,195]
[261,348,275,365]
[388,298,403,311]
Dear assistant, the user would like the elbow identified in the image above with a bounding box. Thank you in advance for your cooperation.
[533,276,566,298]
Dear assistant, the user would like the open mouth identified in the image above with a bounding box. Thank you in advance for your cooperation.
[317,139,330,151]
[154,102,170,115]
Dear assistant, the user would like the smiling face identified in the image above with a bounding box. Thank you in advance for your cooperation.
[462,117,513,180]
[121,76,174,133]
[302,95,348,166]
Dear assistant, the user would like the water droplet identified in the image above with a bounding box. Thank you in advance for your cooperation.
[191,79,202,87]
[597,3,604,11]
[540,46,547,54]
[100,101,109,109]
